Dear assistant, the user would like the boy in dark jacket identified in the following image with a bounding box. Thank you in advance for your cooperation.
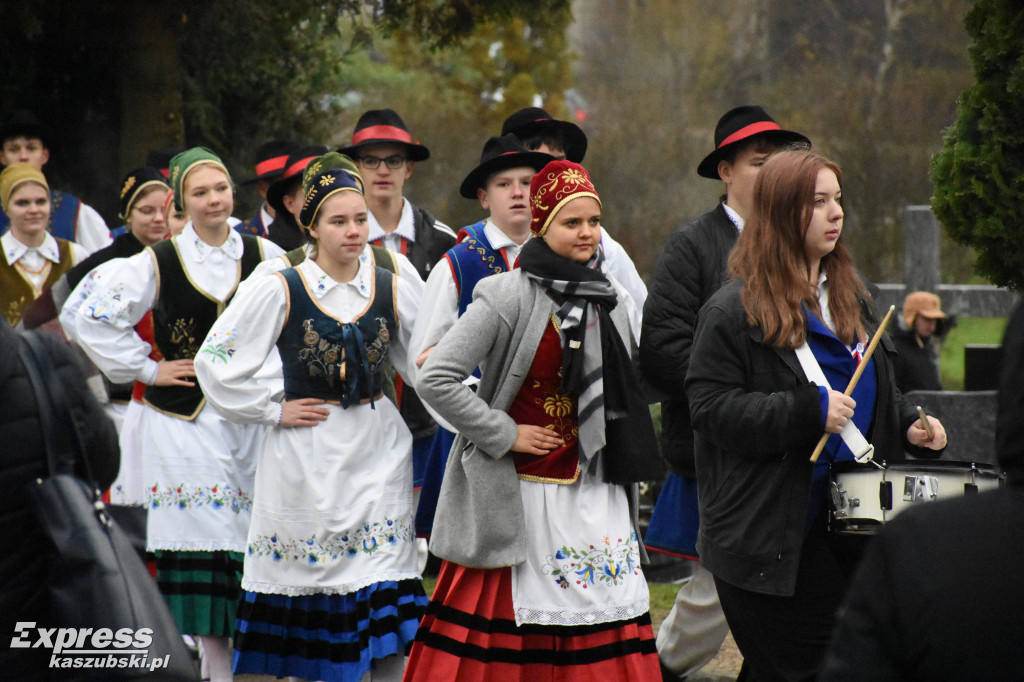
[639,105,809,679]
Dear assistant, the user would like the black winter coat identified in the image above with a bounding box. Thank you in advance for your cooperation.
[686,279,938,597]
[640,204,738,476]
[0,321,120,679]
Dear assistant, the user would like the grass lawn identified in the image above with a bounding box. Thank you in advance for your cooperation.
[939,316,1008,390]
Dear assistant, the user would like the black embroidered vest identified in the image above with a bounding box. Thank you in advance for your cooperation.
[276,265,397,408]
[144,235,263,419]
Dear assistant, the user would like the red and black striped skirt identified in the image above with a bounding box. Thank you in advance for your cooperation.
[403,561,660,681]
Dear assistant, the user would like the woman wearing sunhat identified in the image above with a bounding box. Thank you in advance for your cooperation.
[196,152,427,682]
[0,162,86,326]
[405,159,663,681]
[74,147,285,682]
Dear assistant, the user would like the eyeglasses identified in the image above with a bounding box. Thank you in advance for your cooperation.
[358,155,407,170]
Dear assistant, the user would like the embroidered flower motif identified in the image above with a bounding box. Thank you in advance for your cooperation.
[362,317,392,373]
[200,326,237,363]
[543,394,573,418]
[543,531,640,590]
[169,317,201,359]
[146,482,252,513]
[247,517,414,562]
[298,319,343,386]
[319,174,335,187]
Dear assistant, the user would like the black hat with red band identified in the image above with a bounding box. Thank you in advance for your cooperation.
[337,109,430,162]
[696,105,810,179]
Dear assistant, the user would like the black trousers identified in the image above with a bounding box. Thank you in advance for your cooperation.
[714,529,857,682]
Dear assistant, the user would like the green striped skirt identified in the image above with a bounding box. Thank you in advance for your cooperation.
[154,550,244,636]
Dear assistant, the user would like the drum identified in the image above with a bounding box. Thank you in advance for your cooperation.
[829,460,1004,532]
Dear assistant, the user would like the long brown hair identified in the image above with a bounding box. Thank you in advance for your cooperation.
[728,148,869,349]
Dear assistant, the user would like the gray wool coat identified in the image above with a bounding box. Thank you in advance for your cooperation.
[416,268,647,569]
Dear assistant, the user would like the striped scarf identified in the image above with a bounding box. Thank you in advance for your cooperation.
[519,237,662,484]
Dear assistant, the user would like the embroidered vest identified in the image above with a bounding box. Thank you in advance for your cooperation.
[0,238,75,326]
[444,221,512,317]
[509,320,580,484]
[276,266,397,407]
[143,236,263,419]
[235,211,268,238]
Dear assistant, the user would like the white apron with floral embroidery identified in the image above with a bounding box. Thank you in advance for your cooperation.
[142,403,263,552]
[510,470,650,626]
[241,397,419,596]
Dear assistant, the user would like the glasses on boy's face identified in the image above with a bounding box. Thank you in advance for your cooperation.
[358,155,407,170]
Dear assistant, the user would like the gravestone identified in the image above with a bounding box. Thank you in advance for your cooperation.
[905,389,999,467]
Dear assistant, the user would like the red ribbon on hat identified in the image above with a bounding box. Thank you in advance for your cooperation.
[254,154,290,177]
[353,125,414,145]
[718,121,783,148]
[282,156,318,179]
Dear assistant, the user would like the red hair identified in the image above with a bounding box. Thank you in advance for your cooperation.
[728,149,869,348]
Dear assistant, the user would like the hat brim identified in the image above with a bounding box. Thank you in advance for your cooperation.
[917,311,948,319]
[459,151,555,199]
[696,130,810,179]
[266,173,302,215]
[509,119,588,163]
[337,139,430,163]
[239,169,286,186]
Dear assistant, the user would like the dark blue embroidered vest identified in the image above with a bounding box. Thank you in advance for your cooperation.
[444,221,512,317]
[144,235,264,419]
[276,265,397,408]
[0,189,83,242]
[235,211,268,238]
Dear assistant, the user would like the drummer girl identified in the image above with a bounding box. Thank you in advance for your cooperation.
[685,148,946,679]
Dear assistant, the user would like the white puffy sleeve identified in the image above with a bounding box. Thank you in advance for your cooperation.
[194,272,288,426]
[74,250,160,384]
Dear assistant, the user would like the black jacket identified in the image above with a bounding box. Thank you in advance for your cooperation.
[686,279,937,597]
[891,327,942,392]
[406,203,456,281]
[0,322,120,678]
[640,204,738,476]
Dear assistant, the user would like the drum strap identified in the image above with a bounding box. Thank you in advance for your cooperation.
[794,342,875,463]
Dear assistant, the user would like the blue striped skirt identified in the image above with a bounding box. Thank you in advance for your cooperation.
[232,579,428,682]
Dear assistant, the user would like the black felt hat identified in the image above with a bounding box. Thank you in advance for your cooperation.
[697,105,810,179]
[337,109,430,162]
[0,109,55,151]
[242,139,301,185]
[459,134,554,199]
[500,107,588,163]
[267,145,328,214]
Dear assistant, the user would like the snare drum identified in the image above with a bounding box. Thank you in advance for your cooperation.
[829,460,1004,532]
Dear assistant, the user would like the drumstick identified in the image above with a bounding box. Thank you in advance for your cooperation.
[809,305,896,463]
[916,405,935,440]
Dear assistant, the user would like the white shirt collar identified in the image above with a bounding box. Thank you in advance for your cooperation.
[482,218,525,251]
[300,255,374,300]
[2,230,61,266]
[367,198,416,244]
[816,271,838,334]
[722,203,745,231]
[178,222,244,263]
[260,204,274,229]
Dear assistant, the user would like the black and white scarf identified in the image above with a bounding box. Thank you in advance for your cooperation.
[518,237,662,485]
